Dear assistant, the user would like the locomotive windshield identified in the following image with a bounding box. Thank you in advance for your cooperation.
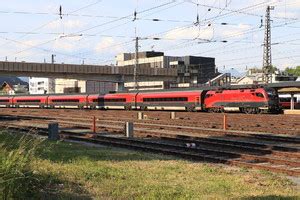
[265,88,278,100]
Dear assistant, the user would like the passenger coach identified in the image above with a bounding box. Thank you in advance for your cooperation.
[0,87,281,113]
[136,90,203,111]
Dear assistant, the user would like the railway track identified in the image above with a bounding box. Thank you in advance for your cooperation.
[1,108,299,135]
[66,135,300,176]
[1,121,300,177]
[1,114,299,154]
[1,113,299,144]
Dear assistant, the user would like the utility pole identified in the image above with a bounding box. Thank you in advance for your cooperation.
[51,54,56,64]
[133,0,139,91]
[263,5,274,83]
[134,36,139,91]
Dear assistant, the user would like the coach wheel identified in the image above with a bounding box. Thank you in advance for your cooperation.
[244,108,251,114]
[140,106,147,111]
[257,109,263,114]
[186,106,195,112]
[125,105,131,111]
[78,105,84,109]
[219,107,225,113]
[90,105,96,110]
[253,108,259,114]
[244,107,255,114]
[213,108,219,113]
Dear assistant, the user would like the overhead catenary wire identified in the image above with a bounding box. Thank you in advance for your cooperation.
[70,0,298,64]
[2,0,299,67]
[0,0,106,60]
[4,0,178,60]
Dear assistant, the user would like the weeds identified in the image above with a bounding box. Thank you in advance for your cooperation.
[0,131,45,199]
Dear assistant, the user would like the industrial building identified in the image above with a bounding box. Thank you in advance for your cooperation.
[26,51,217,93]
[116,51,217,90]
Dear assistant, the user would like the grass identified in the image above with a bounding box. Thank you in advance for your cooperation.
[0,130,299,199]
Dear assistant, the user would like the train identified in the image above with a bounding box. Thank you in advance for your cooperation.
[0,87,281,114]
[279,94,300,109]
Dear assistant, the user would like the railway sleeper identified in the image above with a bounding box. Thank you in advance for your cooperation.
[225,133,300,144]
[2,126,298,177]
[90,135,300,168]
[66,135,300,177]
[66,135,227,163]
[155,138,300,167]
[159,137,300,159]
[175,134,300,154]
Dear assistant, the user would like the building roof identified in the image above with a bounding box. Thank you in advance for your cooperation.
[278,87,300,93]
[0,81,13,89]
[0,76,28,86]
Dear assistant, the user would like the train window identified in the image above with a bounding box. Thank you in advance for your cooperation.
[0,99,9,102]
[16,100,41,103]
[93,98,104,102]
[93,98,126,102]
[280,97,296,102]
[52,99,79,103]
[105,98,126,102]
[143,97,188,102]
[205,94,213,98]
[255,93,264,98]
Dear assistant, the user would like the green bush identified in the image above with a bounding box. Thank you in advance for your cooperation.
[0,132,45,199]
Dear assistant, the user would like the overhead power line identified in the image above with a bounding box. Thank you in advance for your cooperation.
[0,0,106,59]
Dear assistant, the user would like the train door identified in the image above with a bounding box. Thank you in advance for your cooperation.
[200,91,208,110]
[194,95,200,111]
[134,92,139,109]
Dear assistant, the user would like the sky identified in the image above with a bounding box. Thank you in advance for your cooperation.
[0,0,299,73]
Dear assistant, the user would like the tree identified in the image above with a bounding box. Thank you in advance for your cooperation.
[285,66,300,76]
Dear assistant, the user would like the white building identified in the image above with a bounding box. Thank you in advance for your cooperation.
[55,79,116,94]
[233,68,297,85]
[29,78,55,94]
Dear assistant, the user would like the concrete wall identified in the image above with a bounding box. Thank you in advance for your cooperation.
[86,81,116,94]
[125,81,164,91]
[55,79,86,94]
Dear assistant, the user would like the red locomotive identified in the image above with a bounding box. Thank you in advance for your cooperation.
[204,87,280,114]
[0,87,281,114]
